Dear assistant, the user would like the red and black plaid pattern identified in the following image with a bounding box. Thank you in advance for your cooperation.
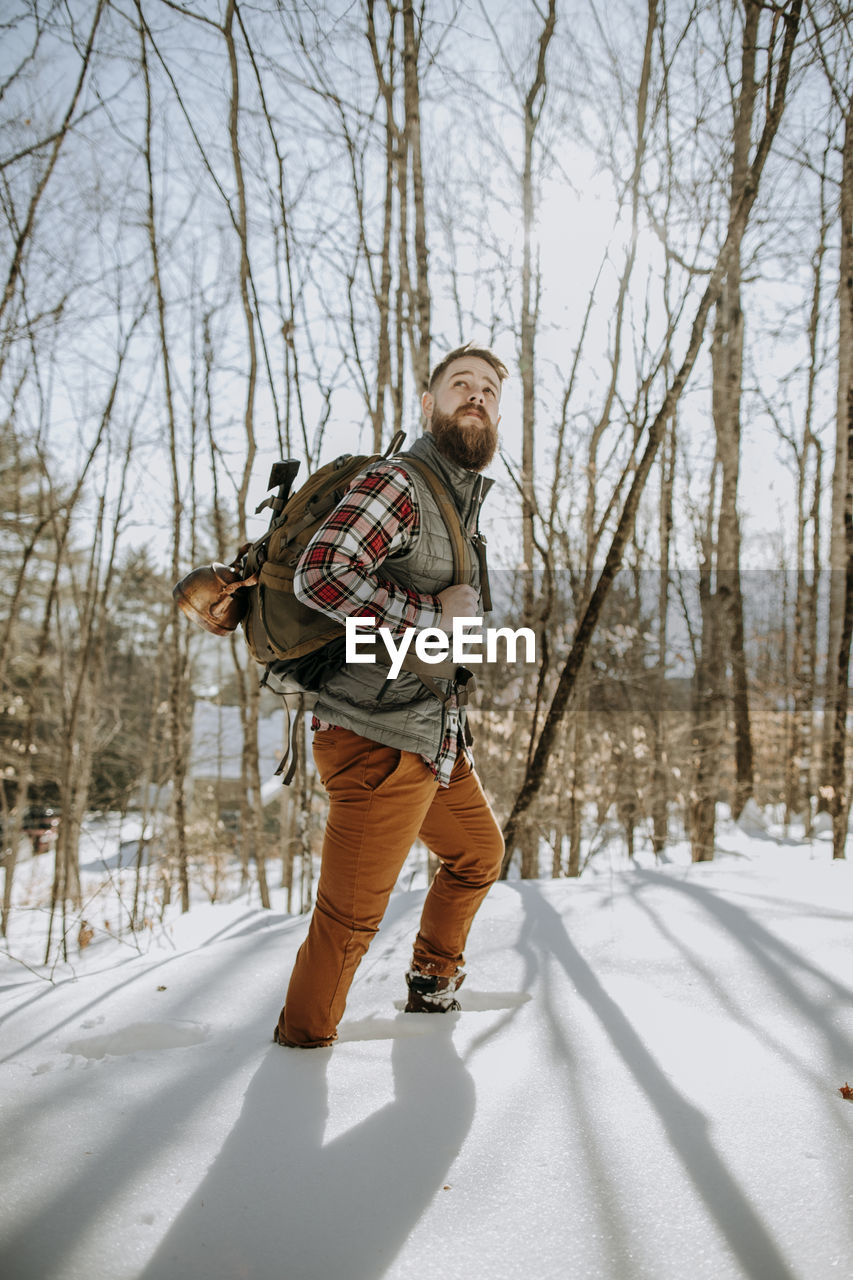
[293,463,442,633]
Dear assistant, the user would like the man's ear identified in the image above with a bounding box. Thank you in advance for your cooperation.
[421,390,434,429]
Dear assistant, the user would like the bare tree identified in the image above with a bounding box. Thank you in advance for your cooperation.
[765,147,829,830]
[501,0,803,874]
[690,0,766,861]
[137,0,191,911]
[401,0,431,391]
[222,0,271,908]
[828,98,853,859]
[47,434,135,961]
[805,0,852,857]
[0,0,106,347]
[519,0,557,626]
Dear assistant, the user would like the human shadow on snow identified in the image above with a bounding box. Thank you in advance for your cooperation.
[512,881,800,1280]
[139,1022,475,1280]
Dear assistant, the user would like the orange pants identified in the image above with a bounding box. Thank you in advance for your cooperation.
[279,726,505,1047]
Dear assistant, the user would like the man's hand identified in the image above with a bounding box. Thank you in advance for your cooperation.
[437,584,480,627]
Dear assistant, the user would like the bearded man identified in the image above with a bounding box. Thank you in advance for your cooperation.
[274,343,509,1048]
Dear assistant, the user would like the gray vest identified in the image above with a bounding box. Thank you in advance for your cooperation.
[312,433,493,759]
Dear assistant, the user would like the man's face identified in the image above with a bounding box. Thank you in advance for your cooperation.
[422,356,502,472]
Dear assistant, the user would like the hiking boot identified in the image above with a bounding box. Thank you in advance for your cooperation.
[404,967,465,1013]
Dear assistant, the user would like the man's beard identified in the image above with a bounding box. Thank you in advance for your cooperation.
[430,405,498,471]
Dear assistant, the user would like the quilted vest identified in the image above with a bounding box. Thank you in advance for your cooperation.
[311,432,494,759]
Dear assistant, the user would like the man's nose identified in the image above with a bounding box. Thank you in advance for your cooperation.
[468,389,485,404]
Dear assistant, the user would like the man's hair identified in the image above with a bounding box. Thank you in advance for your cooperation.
[428,342,509,392]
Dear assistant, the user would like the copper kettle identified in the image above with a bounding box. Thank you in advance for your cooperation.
[172,562,249,635]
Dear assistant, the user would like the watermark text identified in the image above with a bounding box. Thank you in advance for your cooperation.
[345,616,536,678]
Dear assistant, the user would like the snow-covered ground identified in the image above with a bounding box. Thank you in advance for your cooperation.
[1,812,852,1280]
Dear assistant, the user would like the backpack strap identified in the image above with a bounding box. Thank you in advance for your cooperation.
[273,700,302,786]
[383,430,407,457]
[401,455,471,586]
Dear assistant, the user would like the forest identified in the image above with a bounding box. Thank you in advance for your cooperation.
[1,0,852,958]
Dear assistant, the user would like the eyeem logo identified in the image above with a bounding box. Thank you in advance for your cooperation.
[345,616,536,679]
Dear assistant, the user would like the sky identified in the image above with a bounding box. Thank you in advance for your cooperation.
[2,0,827,582]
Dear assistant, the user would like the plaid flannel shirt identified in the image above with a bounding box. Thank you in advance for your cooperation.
[294,462,468,786]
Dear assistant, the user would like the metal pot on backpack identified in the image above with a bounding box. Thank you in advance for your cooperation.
[172,562,249,635]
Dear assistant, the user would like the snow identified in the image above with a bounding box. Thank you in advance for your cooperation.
[1,817,852,1280]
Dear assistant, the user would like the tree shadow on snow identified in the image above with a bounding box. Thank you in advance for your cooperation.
[631,869,853,1074]
[139,1023,475,1280]
[512,882,801,1280]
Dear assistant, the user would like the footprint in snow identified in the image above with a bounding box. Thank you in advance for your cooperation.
[65,1020,209,1060]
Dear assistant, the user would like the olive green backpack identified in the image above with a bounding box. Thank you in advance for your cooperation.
[238,431,474,694]
[176,432,482,782]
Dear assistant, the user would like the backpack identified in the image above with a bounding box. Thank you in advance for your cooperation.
[174,432,484,782]
[237,431,478,694]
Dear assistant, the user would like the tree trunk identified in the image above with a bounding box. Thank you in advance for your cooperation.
[296,697,313,912]
[691,470,725,862]
[9,550,63,941]
[402,0,430,392]
[365,0,397,447]
[566,675,589,879]
[786,443,808,825]
[709,0,760,825]
[224,0,270,906]
[245,676,271,907]
[803,436,822,830]
[511,0,557,874]
[137,3,191,911]
[132,627,170,932]
[828,103,853,860]
[374,100,394,449]
[652,415,676,855]
[519,0,556,625]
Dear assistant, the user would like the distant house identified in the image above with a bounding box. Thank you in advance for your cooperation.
[188,701,290,818]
